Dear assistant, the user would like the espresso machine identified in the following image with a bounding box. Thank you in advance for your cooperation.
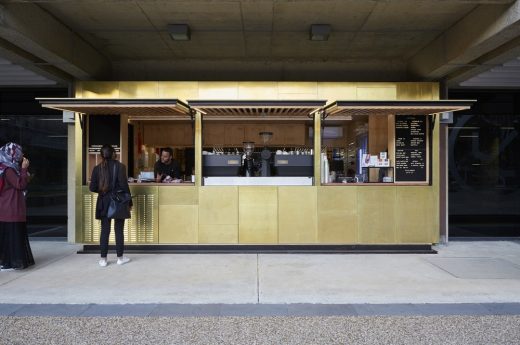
[242,141,255,177]
[259,131,273,177]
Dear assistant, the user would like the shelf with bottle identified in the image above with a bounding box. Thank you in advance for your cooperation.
[361,166,394,183]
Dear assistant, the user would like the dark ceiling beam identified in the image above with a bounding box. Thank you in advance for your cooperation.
[408,1,520,82]
[0,3,111,82]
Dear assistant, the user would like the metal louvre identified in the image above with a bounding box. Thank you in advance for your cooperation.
[82,189,157,244]
[189,100,326,119]
[37,98,191,117]
[324,100,474,117]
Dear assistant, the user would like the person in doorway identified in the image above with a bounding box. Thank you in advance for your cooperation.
[0,142,35,271]
[154,147,181,182]
[89,144,132,267]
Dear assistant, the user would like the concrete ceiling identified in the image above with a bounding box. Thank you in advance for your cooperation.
[0,57,56,86]
[0,0,519,87]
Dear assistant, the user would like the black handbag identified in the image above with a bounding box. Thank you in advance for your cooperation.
[106,162,132,219]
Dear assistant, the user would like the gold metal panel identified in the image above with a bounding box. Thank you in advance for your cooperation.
[79,82,120,99]
[317,82,356,102]
[159,205,198,243]
[198,82,239,99]
[119,82,159,98]
[159,186,198,205]
[278,82,317,95]
[396,187,434,243]
[396,83,436,101]
[238,82,279,100]
[239,187,278,243]
[198,186,238,225]
[357,187,396,243]
[317,187,358,243]
[356,85,396,100]
[278,93,320,101]
[158,82,199,101]
[278,187,317,243]
[199,224,238,243]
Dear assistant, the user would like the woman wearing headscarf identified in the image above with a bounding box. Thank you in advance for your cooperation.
[0,142,34,271]
[89,144,132,267]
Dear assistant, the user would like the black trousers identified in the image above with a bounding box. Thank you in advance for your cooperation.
[100,218,125,258]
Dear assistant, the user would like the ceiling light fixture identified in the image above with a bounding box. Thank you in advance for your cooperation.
[168,24,191,41]
[310,24,330,41]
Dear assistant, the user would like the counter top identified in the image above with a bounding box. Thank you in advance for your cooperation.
[203,176,313,186]
[322,182,429,186]
[129,182,195,186]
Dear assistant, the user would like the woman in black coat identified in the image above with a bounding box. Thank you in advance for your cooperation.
[89,144,132,267]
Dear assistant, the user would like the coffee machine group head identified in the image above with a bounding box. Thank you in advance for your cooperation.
[242,141,255,177]
[259,131,273,177]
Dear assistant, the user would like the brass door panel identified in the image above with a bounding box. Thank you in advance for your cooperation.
[357,187,396,243]
[317,187,358,243]
[159,205,198,243]
[239,187,278,244]
[396,187,436,243]
[278,187,317,243]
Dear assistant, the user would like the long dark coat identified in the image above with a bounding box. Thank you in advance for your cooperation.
[89,160,132,219]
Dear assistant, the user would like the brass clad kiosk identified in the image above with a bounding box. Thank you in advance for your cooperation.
[39,82,473,251]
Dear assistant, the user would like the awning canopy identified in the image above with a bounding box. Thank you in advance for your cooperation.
[188,100,326,120]
[324,100,474,118]
[37,98,191,118]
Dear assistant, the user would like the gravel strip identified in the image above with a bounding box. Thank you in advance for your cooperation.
[0,315,519,345]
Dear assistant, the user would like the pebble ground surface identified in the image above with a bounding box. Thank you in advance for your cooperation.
[1,315,519,345]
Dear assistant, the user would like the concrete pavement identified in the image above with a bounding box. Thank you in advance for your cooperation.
[0,240,519,305]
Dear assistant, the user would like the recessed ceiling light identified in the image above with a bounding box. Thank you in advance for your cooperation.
[310,24,331,41]
[168,24,191,41]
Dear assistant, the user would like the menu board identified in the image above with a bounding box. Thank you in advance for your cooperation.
[395,115,427,182]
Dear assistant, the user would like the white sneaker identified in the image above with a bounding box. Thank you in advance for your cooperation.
[99,258,108,267]
[117,256,130,265]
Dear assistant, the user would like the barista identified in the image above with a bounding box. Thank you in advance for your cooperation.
[154,147,181,182]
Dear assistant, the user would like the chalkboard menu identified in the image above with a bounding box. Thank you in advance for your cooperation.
[88,115,120,152]
[395,115,427,182]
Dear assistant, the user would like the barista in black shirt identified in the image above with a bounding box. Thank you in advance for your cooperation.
[154,147,181,182]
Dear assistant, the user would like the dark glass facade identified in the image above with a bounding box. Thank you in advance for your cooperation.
[448,90,520,237]
[0,88,68,237]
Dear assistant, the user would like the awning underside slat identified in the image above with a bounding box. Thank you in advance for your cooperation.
[37,98,191,117]
[325,100,474,117]
[188,100,326,119]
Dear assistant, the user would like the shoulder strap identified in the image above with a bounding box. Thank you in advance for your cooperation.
[111,161,118,191]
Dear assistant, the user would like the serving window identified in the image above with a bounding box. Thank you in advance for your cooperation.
[321,100,474,185]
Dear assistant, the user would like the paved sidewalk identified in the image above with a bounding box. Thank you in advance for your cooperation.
[1,240,520,305]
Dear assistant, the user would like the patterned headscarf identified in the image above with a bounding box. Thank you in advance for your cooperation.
[0,142,23,177]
